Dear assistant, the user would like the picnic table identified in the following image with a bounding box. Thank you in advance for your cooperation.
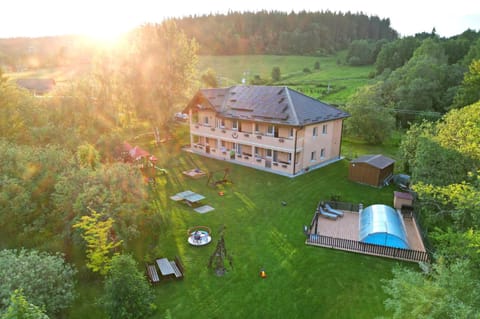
[155,257,183,279]
[156,258,175,276]
[171,190,206,207]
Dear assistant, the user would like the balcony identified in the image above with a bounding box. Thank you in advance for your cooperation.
[190,124,297,150]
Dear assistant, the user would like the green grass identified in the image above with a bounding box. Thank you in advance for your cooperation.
[341,131,403,163]
[69,128,411,319]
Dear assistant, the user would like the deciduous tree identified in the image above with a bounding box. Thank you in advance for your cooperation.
[271,66,281,82]
[383,260,480,319]
[73,209,122,276]
[0,249,76,316]
[123,21,198,132]
[452,60,480,108]
[344,84,395,144]
[1,290,50,319]
[101,254,155,319]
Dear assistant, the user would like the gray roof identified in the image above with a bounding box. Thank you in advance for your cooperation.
[16,78,56,94]
[187,85,349,126]
[351,154,395,169]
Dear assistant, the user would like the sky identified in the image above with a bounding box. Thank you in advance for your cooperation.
[1,0,479,39]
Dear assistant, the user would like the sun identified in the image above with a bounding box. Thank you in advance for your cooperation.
[84,28,126,47]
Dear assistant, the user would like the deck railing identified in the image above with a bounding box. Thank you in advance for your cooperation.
[306,200,430,263]
[323,200,360,212]
[306,232,430,263]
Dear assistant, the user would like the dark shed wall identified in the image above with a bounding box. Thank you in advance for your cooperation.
[349,162,393,187]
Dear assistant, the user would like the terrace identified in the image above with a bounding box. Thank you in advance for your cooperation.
[306,201,429,263]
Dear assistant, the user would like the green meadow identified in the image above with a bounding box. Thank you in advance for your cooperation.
[198,53,374,105]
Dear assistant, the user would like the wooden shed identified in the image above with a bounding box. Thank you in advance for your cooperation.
[348,154,395,187]
[394,191,413,209]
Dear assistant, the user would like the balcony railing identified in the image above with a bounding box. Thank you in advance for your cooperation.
[191,124,298,150]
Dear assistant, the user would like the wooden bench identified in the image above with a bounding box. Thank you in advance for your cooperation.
[146,264,160,285]
[170,261,183,278]
[172,256,184,279]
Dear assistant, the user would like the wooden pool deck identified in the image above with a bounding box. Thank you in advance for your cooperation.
[312,210,426,252]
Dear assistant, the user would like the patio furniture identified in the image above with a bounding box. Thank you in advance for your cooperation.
[155,257,184,279]
[145,264,160,285]
[170,190,206,207]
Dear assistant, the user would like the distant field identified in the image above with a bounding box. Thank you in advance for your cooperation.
[198,54,373,105]
[5,63,92,83]
[7,53,373,105]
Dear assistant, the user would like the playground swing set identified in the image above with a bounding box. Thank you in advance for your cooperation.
[206,168,233,188]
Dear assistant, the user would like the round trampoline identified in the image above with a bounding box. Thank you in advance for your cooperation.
[187,226,212,246]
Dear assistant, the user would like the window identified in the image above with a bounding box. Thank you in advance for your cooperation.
[311,151,316,161]
[255,123,260,133]
[313,127,318,137]
[267,125,276,136]
[232,120,239,130]
[289,128,294,138]
[322,124,328,134]
[217,118,225,128]
[266,149,273,158]
[254,147,260,157]
[203,116,209,125]
[320,148,325,158]
[288,153,292,163]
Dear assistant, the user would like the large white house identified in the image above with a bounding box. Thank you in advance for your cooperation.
[184,85,349,177]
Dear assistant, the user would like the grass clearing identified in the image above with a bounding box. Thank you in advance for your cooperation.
[69,127,411,318]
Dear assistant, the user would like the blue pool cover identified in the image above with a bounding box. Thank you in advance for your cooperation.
[359,204,410,249]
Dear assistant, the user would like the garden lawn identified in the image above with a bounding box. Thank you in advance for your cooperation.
[70,134,410,319]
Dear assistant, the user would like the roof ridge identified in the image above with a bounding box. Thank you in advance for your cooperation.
[367,154,382,162]
[284,87,300,125]
[219,86,233,113]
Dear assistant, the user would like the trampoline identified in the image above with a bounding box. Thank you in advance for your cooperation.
[187,226,212,246]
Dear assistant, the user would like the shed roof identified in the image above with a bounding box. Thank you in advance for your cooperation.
[351,154,395,169]
[394,191,413,200]
[16,78,56,94]
[186,85,349,126]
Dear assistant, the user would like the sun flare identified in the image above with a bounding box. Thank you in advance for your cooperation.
[82,20,131,47]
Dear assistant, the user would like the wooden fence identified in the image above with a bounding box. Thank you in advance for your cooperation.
[306,234,430,263]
